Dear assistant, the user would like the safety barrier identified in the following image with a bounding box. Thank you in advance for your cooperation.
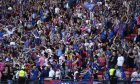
[0,79,140,84]
[54,79,132,84]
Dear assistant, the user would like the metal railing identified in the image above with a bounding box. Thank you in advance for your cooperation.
[0,79,140,84]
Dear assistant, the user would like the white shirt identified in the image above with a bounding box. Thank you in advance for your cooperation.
[97,2,102,6]
[55,7,60,14]
[3,27,16,36]
[117,56,124,66]
[32,13,36,19]
[45,49,53,55]
[84,43,89,47]
[49,58,53,64]
[77,12,82,18]
[131,71,140,81]
[41,50,45,56]
[115,69,122,78]
[49,69,55,78]
[138,51,140,59]
[131,71,139,78]
[59,56,65,61]
[10,42,16,46]
[37,20,42,26]
[55,70,61,79]
[44,58,49,66]
[74,71,78,80]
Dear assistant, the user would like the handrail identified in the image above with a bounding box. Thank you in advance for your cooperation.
[0,80,139,84]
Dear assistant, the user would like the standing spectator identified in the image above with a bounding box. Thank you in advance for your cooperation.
[109,66,117,84]
[7,66,14,84]
[0,59,5,74]
[117,53,125,71]
[30,66,40,84]
[17,66,27,84]
[1,66,8,83]
[131,68,139,81]
[127,52,135,69]
[40,66,45,84]
[55,69,61,79]
[40,66,50,84]
[108,51,118,68]
[49,67,55,79]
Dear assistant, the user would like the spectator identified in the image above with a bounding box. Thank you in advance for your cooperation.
[117,54,125,71]
[131,68,139,81]
[0,59,5,73]
[109,66,117,84]
[1,66,8,83]
[30,66,39,84]
[108,51,118,68]
[49,67,55,78]
[7,66,14,84]
[16,66,28,84]
[55,69,61,79]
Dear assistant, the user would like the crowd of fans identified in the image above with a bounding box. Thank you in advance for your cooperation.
[0,0,140,84]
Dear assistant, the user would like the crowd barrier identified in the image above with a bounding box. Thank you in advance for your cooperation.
[0,79,140,84]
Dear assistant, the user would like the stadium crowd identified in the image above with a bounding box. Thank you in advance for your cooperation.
[0,0,140,84]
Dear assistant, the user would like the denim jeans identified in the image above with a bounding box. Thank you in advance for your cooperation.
[118,66,126,79]
[7,80,13,84]
[118,66,124,72]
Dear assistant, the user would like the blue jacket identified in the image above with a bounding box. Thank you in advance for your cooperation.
[30,69,39,80]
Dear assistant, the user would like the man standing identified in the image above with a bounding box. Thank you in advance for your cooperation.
[30,66,39,84]
[117,54,124,71]
[108,51,118,68]
[17,66,27,84]
[109,66,117,84]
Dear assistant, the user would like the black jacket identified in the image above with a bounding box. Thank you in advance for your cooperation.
[108,55,118,68]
